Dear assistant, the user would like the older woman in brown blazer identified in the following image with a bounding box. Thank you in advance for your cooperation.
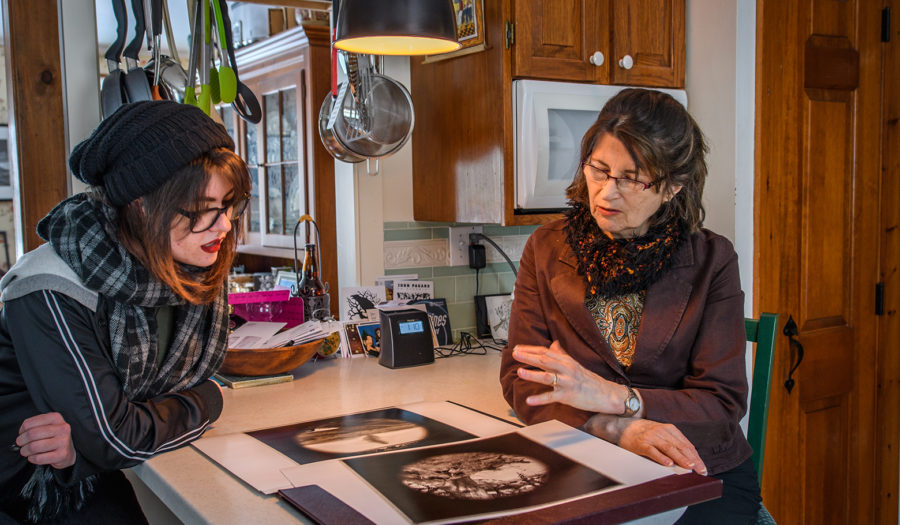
[500,89,760,524]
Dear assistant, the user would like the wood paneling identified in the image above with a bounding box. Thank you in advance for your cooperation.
[410,0,507,224]
[2,0,69,251]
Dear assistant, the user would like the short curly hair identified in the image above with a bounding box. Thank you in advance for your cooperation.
[565,88,708,232]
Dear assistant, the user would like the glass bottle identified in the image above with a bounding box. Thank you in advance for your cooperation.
[297,243,329,321]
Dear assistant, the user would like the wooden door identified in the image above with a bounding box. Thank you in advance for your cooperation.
[511,0,609,81]
[755,0,885,523]
[609,0,685,88]
[877,1,900,522]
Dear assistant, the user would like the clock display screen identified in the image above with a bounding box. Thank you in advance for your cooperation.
[398,320,425,335]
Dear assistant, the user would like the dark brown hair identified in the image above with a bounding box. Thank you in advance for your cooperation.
[565,88,708,231]
[118,147,251,304]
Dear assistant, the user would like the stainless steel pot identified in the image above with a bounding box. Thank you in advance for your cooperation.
[318,54,414,163]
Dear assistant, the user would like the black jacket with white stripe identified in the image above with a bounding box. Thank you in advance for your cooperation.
[0,245,223,512]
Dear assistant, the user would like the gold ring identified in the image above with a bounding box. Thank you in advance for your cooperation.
[552,373,558,387]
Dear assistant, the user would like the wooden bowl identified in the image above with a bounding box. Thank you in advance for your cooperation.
[219,338,324,376]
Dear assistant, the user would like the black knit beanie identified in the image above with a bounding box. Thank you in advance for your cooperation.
[69,101,235,207]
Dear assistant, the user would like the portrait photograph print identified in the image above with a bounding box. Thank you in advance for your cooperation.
[246,407,475,465]
[342,431,620,524]
[356,321,381,356]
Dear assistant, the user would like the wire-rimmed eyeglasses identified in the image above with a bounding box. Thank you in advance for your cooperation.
[582,161,660,193]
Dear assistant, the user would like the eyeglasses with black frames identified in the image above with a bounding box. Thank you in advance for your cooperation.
[581,161,660,193]
[178,193,251,233]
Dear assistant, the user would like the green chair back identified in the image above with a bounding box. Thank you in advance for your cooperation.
[745,312,779,484]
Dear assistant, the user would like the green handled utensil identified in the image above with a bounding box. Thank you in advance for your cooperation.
[212,0,236,103]
[205,1,220,105]
[183,0,201,106]
[197,0,211,114]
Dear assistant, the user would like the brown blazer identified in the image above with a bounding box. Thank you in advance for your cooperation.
[500,219,753,475]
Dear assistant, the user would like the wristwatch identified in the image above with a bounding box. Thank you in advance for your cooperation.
[621,385,641,417]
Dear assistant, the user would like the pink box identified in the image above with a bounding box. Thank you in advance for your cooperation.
[228,289,304,328]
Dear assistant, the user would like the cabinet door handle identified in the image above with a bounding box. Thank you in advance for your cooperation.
[589,51,605,66]
[618,54,634,70]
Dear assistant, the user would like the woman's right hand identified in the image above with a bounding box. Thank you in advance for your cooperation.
[618,419,707,475]
[16,412,77,470]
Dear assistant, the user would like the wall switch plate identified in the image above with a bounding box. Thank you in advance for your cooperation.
[448,226,482,267]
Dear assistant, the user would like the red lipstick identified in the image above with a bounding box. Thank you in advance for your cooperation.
[201,239,223,253]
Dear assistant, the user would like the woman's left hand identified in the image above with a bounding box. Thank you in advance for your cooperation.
[16,412,77,470]
[513,341,624,414]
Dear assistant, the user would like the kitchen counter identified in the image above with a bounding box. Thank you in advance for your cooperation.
[130,350,517,524]
[128,350,707,524]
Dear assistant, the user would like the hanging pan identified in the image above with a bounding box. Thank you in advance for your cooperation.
[122,0,154,102]
[100,0,128,118]
[318,51,414,163]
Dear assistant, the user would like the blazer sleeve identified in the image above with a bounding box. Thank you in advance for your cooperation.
[500,232,592,427]
[638,246,749,450]
[5,290,223,486]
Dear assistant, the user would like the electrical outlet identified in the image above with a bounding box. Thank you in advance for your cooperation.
[448,226,482,267]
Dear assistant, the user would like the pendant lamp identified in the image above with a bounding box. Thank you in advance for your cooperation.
[333,0,461,56]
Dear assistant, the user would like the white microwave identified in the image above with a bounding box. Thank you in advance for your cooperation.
[513,79,687,213]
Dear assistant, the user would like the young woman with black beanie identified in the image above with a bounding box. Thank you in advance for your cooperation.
[0,100,251,524]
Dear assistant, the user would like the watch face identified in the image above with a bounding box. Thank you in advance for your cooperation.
[626,396,640,411]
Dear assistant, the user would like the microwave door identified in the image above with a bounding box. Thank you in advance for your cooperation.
[534,108,599,205]
[517,90,607,211]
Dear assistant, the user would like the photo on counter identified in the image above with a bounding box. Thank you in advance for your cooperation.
[246,407,476,465]
[484,293,513,341]
[340,286,386,321]
[394,280,433,301]
[342,322,366,357]
[409,298,452,346]
[375,274,418,300]
[356,322,381,356]
[475,293,512,339]
[342,431,620,524]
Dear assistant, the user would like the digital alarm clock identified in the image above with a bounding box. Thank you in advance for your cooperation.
[378,309,435,369]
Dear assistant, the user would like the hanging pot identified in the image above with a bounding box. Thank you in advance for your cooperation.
[317,51,414,163]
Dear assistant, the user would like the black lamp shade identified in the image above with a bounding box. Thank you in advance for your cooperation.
[334,0,461,56]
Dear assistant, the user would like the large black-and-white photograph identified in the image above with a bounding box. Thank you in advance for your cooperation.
[247,408,476,465]
[343,432,620,523]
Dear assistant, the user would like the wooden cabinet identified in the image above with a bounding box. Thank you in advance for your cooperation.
[411,0,685,225]
[224,25,339,313]
[513,0,684,88]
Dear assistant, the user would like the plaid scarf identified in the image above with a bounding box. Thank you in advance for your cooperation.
[36,193,227,401]
[564,203,686,300]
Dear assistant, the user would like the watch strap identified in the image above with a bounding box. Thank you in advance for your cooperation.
[621,385,640,417]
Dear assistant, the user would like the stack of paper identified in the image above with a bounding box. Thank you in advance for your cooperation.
[228,321,328,349]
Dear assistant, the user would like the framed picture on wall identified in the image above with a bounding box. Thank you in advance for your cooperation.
[0,125,11,200]
[422,0,486,63]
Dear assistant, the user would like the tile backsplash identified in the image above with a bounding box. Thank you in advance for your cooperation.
[383,221,540,342]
